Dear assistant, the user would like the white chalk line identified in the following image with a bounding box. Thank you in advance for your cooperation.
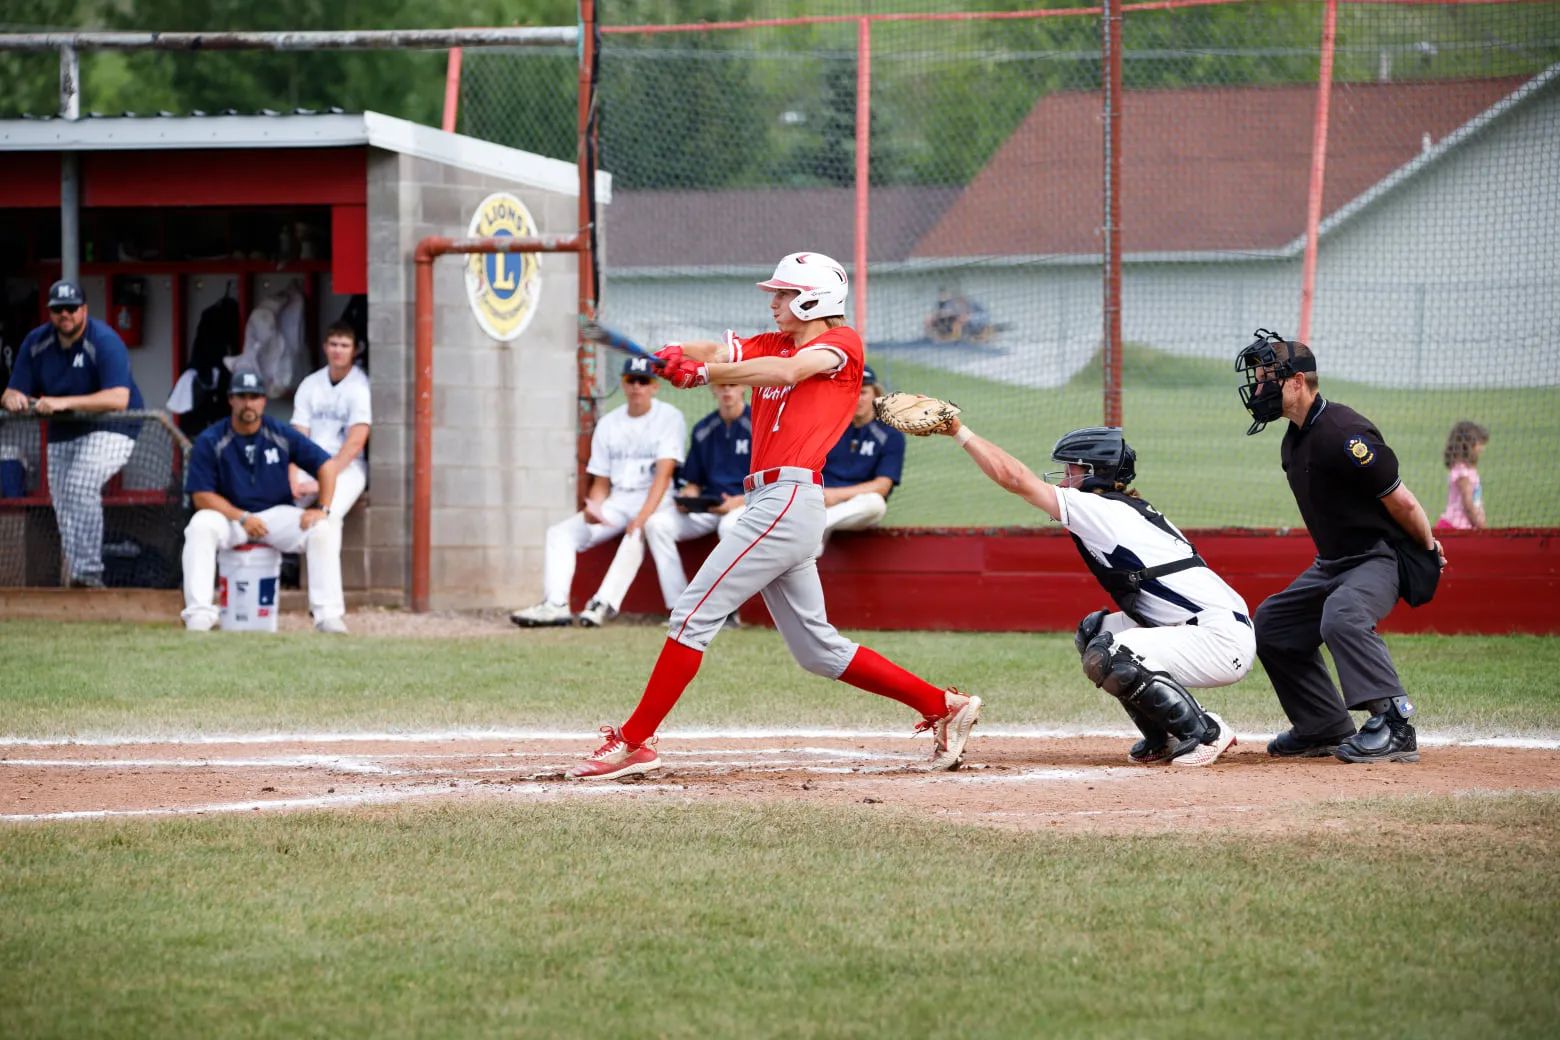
[1,778,692,823]
[3,727,1558,750]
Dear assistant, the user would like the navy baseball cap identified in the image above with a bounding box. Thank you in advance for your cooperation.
[862,365,880,386]
[229,368,268,395]
[623,356,655,377]
[47,280,85,308]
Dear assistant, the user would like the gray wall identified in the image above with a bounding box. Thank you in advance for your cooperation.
[364,149,583,608]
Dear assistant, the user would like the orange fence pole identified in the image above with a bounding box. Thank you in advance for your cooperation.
[441,47,463,133]
[1299,0,1338,343]
[853,17,871,335]
[412,234,584,612]
[1101,0,1123,428]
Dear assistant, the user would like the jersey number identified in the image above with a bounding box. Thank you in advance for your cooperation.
[771,401,787,433]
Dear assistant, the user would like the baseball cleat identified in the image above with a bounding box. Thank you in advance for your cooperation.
[920,688,982,771]
[1171,712,1236,767]
[1127,737,1176,765]
[1266,727,1350,758]
[184,614,217,632]
[1334,712,1419,764]
[510,601,573,628]
[567,726,662,781]
[314,616,349,635]
[576,599,617,628]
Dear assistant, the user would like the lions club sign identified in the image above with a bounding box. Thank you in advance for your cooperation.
[464,192,541,342]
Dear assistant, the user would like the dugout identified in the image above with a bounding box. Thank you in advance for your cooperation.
[0,110,604,602]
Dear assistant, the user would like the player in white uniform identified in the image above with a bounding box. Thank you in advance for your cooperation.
[512,356,686,627]
[935,420,1250,766]
[289,322,371,519]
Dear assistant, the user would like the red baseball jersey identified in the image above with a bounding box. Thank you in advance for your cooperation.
[730,326,864,473]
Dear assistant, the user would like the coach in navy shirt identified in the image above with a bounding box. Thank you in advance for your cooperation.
[2,280,145,587]
[643,383,752,610]
[820,365,905,546]
[181,366,349,633]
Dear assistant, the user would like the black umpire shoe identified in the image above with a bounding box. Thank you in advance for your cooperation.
[1335,711,1419,764]
[1267,727,1352,758]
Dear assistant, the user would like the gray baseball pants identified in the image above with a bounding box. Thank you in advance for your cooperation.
[667,471,858,679]
[1253,541,1405,740]
[47,430,135,583]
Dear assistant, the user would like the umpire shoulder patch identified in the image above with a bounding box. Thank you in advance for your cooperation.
[1345,436,1376,467]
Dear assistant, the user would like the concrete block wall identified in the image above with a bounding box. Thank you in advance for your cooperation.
[361,149,585,608]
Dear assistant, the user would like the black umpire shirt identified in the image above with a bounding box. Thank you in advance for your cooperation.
[1281,396,1402,560]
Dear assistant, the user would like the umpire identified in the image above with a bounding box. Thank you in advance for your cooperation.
[1236,329,1444,763]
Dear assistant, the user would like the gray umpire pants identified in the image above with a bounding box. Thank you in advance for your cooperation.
[1252,541,1405,740]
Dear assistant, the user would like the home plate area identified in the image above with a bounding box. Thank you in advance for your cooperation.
[3,732,1557,832]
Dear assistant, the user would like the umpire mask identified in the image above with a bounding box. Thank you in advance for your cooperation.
[1235,328,1315,436]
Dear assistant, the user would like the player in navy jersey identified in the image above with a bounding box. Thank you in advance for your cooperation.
[181,367,347,633]
[819,366,904,546]
[2,280,145,587]
[933,418,1247,767]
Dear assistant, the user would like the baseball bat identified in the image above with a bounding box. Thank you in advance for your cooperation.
[579,319,665,367]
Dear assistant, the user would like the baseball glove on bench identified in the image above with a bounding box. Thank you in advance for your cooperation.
[874,392,961,436]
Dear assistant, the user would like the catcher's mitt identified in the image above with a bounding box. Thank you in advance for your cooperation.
[873,392,961,436]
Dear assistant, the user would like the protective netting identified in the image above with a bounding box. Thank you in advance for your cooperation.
[0,411,189,588]
[459,0,1560,529]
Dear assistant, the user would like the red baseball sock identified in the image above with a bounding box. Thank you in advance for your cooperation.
[621,638,704,746]
[839,646,947,718]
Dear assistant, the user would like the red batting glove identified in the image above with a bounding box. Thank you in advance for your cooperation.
[654,343,685,368]
[662,358,709,389]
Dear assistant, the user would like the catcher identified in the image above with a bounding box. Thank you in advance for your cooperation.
[877,394,1248,767]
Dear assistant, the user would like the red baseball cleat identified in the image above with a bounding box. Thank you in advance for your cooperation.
[567,726,662,781]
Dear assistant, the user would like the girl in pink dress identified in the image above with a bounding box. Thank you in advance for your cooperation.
[1436,420,1489,530]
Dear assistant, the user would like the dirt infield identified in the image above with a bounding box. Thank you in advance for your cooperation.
[4,732,1557,832]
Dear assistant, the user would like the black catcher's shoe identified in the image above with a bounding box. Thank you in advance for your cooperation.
[1335,705,1419,764]
[1267,727,1352,758]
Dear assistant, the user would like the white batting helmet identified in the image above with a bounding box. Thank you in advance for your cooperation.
[757,252,849,321]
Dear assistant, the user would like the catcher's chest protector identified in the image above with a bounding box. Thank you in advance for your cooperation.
[1067,492,1206,626]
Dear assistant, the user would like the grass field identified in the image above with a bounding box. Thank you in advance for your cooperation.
[4,620,1560,739]
[660,345,1560,530]
[4,620,1559,1038]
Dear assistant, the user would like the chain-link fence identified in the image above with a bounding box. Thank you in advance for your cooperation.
[0,410,188,587]
[460,0,1559,530]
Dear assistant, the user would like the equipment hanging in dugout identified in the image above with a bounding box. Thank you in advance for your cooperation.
[874,392,961,436]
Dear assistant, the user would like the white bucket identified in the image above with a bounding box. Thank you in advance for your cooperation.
[218,544,282,632]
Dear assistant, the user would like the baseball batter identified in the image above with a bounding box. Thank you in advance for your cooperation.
[568,252,980,780]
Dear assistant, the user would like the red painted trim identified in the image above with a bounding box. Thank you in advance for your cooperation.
[0,154,62,207]
[573,527,1560,636]
[674,483,799,642]
[330,205,367,295]
[83,149,366,208]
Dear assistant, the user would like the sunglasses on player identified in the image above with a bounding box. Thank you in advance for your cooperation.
[623,375,654,386]
[49,304,81,314]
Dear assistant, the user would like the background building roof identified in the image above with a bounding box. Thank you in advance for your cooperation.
[911,76,1526,259]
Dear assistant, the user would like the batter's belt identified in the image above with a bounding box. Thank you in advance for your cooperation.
[743,467,823,493]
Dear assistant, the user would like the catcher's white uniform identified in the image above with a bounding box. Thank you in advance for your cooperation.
[1056,487,1254,688]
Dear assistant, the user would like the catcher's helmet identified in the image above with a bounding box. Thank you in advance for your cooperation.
[1234,327,1316,436]
[757,252,849,321]
[1050,426,1136,489]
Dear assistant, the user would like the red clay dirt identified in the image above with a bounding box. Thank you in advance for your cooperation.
[4,734,1555,834]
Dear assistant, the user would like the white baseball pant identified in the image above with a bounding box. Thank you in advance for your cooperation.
[822,491,887,537]
[642,505,747,609]
[181,506,345,625]
[47,430,135,583]
[1100,610,1255,688]
[294,460,367,516]
[542,489,670,610]
[668,473,858,678]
